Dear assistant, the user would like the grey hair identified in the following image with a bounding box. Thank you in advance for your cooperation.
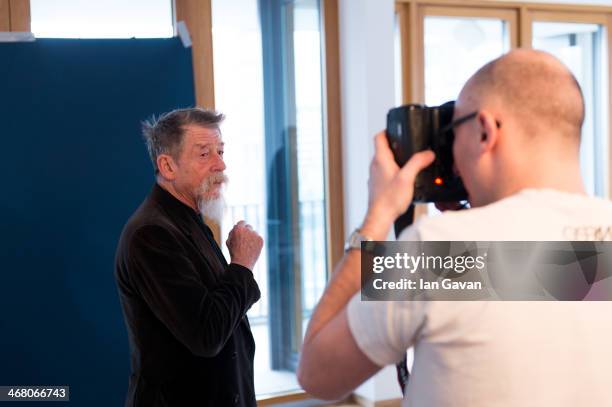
[142,107,225,174]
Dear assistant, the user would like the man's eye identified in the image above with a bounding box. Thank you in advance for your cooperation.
[201,151,210,157]
[218,150,224,156]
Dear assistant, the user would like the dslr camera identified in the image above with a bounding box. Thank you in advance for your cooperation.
[386,101,468,203]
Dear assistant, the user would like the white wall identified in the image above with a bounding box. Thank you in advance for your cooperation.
[338,0,402,402]
[339,0,396,238]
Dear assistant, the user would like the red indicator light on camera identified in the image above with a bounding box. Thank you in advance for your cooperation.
[434,177,443,186]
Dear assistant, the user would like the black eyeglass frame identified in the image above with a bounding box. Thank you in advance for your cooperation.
[437,111,478,137]
[437,111,501,138]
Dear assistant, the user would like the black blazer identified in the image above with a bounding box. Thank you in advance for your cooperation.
[115,184,261,406]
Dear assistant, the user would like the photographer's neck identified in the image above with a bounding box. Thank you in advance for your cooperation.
[492,149,586,203]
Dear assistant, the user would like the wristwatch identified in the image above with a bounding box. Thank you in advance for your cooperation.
[344,228,373,252]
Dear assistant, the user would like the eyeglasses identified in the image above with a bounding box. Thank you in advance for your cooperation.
[437,111,478,137]
[437,111,501,138]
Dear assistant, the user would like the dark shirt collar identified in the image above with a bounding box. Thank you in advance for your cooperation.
[150,183,209,232]
[150,183,227,264]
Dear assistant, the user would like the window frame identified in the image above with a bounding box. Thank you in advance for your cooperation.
[528,9,609,196]
[173,0,344,269]
[175,0,344,402]
[0,0,30,31]
[7,0,343,403]
[418,5,519,102]
[396,0,612,200]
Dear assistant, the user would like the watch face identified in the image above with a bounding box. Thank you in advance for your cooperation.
[346,230,367,251]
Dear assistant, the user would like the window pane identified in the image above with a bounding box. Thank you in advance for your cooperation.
[292,0,328,325]
[533,22,609,197]
[424,16,511,105]
[213,0,328,397]
[424,15,511,213]
[213,0,268,321]
[212,0,283,397]
[30,0,173,38]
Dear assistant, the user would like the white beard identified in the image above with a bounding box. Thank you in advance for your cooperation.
[197,173,228,223]
[198,195,226,224]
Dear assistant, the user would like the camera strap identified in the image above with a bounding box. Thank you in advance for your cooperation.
[396,356,410,395]
[393,204,415,395]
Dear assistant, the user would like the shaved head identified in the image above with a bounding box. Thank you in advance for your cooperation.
[453,49,588,207]
[459,49,585,141]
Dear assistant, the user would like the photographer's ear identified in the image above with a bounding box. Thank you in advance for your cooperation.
[478,111,501,152]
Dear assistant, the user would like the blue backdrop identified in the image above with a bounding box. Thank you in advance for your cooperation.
[0,38,195,406]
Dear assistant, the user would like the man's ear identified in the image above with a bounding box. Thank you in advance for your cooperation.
[478,110,500,153]
[157,154,178,180]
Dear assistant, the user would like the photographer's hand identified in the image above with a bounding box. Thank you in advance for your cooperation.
[298,132,435,399]
[361,132,435,239]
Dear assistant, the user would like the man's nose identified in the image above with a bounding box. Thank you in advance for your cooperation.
[213,153,226,171]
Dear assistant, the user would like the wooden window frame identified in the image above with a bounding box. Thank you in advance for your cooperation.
[0,0,30,31]
[322,0,345,276]
[173,0,345,269]
[396,0,612,199]
[527,10,611,197]
[174,0,344,404]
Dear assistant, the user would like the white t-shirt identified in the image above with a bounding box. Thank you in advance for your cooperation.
[347,189,612,407]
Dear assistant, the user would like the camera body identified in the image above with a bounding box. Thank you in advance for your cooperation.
[386,101,468,203]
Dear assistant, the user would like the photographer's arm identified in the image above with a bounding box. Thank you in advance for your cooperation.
[297,133,434,400]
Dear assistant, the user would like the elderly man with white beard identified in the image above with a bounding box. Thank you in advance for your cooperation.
[115,108,263,407]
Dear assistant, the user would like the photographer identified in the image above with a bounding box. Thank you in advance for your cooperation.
[297,49,612,405]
